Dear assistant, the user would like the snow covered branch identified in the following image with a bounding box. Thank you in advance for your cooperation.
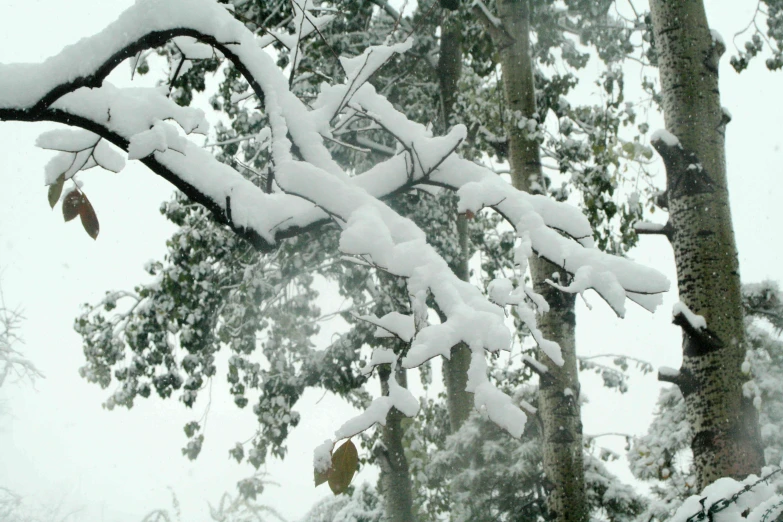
[672,302,724,354]
[634,220,673,239]
[670,468,783,522]
[0,0,669,462]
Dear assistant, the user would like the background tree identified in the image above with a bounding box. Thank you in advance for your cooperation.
[0,487,82,522]
[405,379,647,521]
[300,482,382,522]
[141,476,285,522]
[470,0,652,518]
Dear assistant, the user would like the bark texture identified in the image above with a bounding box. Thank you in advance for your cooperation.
[376,367,416,522]
[488,0,588,519]
[649,0,764,488]
[437,0,474,434]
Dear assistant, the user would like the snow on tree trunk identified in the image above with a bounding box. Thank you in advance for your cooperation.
[376,366,415,522]
[491,0,588,519]
[649,0,764,488]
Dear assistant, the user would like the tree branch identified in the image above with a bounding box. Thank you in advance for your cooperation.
[658,366,697,396]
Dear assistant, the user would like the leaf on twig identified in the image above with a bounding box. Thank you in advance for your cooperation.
[48,174,65,209]
[62,190,83,222]
[314,468,329,487]
[313,439,359,495]
[328,439,358,495]
[61,190,100,239]
[79,194,99,240]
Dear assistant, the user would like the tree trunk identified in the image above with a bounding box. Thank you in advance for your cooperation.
[374,11,468,519]
[531,273,583,521]
[487,0,589,519]
[648,0,764,488]
[376,366,416,522]
[437,0,474,434]
[440,213,473,432]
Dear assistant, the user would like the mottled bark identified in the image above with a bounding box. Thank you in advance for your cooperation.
[437,0,474,434]
[481,0,589,519]
[649,0,764,488]
[376,366,416,522]
[532,278,582,522]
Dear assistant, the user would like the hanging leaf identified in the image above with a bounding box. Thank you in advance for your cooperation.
[79,193,99,239]
[327,439,358,495]
[48,174,65,209]
[314,467,329,488]
[62,190,83,222]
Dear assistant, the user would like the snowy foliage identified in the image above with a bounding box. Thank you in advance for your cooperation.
[0,487,81,522]
[139,477,285,522]
[0,0,672,505]
[299,483,382,522]
[414,388,645,521]
[730,0,783,72]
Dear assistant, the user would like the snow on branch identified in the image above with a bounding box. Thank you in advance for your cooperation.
[672,301,724,353]
[672,301,706,331]
[0,0,669,462]
[671,468,783,522]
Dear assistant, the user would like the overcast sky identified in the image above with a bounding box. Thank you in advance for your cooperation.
[0,1,782,521]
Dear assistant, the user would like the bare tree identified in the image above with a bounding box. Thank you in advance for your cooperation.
[0,278,42,388]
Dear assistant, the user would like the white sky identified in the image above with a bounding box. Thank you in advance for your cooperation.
[0,0,782,521]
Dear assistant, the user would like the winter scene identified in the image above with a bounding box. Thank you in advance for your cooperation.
[1,0,783,520]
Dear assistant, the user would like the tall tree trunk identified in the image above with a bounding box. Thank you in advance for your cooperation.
[374,9,468,519]
[437,0,474,433]
[648,0,764,488]
[376,366,415,522]
[477,0,589,520]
